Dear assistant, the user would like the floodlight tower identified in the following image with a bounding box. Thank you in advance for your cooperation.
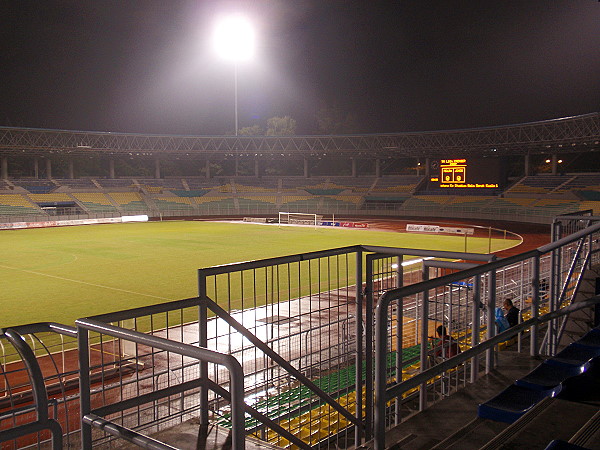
[213,15,255,136]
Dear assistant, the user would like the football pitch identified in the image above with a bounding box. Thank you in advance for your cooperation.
[0,220,518,328]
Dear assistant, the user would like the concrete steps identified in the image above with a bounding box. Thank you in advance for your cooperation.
[435,339,600,449]
[357,347,541,450]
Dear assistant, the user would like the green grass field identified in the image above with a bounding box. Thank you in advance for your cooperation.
[0,220,518,327]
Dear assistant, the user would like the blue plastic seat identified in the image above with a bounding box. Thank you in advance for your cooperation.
[576,329,600,348]
[515,361,589,391]
[549,343,600,367]
[544,439,590,450]
[478,384,561,423]
[557,357,600,403]
[479,328,600,426]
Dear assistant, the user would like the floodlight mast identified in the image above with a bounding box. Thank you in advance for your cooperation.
[213,16,255,136]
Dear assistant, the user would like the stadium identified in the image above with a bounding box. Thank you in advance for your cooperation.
[2,1,600,448]
[1,111,600,450]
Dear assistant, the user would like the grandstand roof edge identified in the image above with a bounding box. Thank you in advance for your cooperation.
[0,112,597,139]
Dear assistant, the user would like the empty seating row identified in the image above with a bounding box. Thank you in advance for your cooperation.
[28,193,73,203]
[0,194,40,215]
[555,174,600,192]
[579,201,600,215]
[238,195,278,204]
[330,176,374,188]
[232,177,280,192]
[95,178,136,188]
[509,176,573,194]
[478,327,600,423]
[234,183,278,193]
[54,178,98,189]
[71,193,117,211]
[186,177,230,189]
[11,179,56,194]
[137,178,185,190]
[108,192,146,212]
[372,175,421,193]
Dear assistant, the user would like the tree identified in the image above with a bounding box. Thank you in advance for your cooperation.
[238,125,263,136]
[315,105,358,134]
[266,116,297,136]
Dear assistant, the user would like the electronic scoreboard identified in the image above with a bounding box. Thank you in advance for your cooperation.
[429,157,505,190]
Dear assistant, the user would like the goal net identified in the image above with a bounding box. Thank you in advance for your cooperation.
[278,212,322,227]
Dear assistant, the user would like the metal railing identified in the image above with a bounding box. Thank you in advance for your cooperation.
[197,246,366,448]
[77,316,246,450]
[373,218,600,448]
[0,323,78,449]
[194,245,503,447]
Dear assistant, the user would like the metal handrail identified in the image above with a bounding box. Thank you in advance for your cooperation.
[373,220,600,449]
[0,322,77,338]
[387,296,600,401]
[374,296,600,448]
[0,328,64,449]
[76,318,247,450]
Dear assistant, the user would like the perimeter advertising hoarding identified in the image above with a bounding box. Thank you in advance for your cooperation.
[0,215,148,230]
[406,224,474,235]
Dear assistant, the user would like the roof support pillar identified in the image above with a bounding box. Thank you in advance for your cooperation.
[524,154,530,176]
[34,157,39,179]
[154,158,161,179]
[45,158,52,180]
[205,159,211,179]
[375,158,381,178]
[108,158,115,179]
[1,156,7,180]
[68,160,74,179]
[304,157,310,178]
[351,158,357,177]
[551,154,558,175]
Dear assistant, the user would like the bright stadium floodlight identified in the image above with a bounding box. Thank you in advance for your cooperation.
[213,16,255,62]
[213,15,255,136]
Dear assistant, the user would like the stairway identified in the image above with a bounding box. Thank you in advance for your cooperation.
[357,346,541,449]
[433,330,600,450]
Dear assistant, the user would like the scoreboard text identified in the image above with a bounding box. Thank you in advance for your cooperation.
[430,158,502,189]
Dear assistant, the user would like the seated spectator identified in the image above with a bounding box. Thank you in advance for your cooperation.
[430,325,461,364]
[503,298,520,328]
[495,306,510,332]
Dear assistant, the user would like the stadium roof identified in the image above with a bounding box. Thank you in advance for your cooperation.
[0,113,598,160]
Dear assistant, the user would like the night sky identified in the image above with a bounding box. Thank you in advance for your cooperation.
[1,1,598,135]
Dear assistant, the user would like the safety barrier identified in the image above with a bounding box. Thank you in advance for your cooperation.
[373,216,600,448]
[0,323,78,449]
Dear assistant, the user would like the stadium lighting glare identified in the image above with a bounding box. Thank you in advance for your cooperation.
[213,15,255,136]
[213,16,255,62]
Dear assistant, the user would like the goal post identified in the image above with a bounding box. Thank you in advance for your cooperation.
[278,212,323,228]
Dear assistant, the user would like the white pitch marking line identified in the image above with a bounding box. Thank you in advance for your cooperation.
[0,264,170,300]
